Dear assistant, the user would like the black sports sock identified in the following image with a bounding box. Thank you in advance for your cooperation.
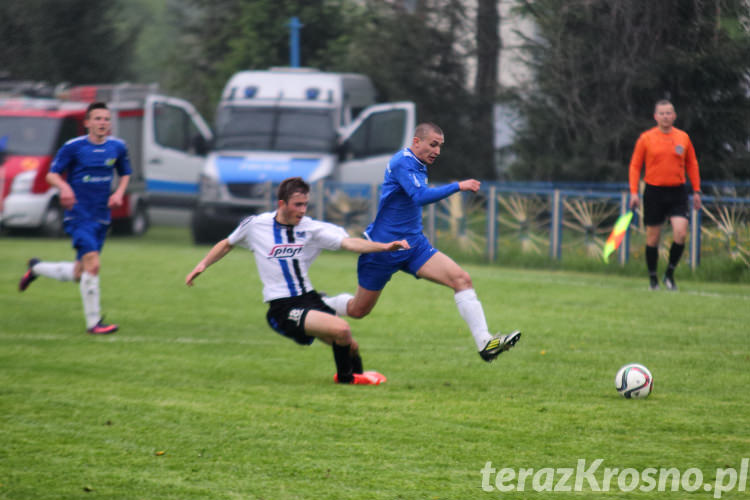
[645,245,659,277]
[667,242,685,277]
[332,343,354,383]
[351,351,363,374]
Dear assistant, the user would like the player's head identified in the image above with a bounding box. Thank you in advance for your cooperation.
[276,177,310,225]
[412,122,444,165]
[653,99,676,131]
[85,102,112,140]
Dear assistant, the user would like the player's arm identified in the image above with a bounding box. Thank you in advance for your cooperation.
[46,172,76,210]
[108,174,130,209]
[393,163,461,206]
[340,237,410,254]
[685,140,701,210]
[109,144,133,208]
[185,238,234,286]
[628,136,646,209]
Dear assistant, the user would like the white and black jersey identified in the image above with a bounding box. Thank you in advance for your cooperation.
[227,211,348,302]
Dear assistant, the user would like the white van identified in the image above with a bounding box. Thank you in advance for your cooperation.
[191,67,415,242]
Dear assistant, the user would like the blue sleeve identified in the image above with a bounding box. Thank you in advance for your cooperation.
[50,143,74,174]
[392,162,460,206]
[116,143,132,176]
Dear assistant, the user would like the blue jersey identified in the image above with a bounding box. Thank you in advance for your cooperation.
[364,148,459,242]
[50,135,132,223]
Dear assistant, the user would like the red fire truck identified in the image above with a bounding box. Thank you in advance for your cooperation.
[0,83,211,235]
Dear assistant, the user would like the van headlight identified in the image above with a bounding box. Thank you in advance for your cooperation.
[198,174,221,201]
[10,170,36,194]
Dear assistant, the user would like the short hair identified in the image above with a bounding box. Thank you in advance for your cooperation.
[86,102,109,118]
[277,177,310,203]
[414,122,443,139]
[654,99,673,112]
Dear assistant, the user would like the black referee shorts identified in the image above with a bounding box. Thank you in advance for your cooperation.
[643,184,689,226]
[265,291,335,345]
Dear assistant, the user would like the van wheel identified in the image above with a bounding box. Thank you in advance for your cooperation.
[191,210,222,244]
[112,202,150,235]
[40,198,65,237]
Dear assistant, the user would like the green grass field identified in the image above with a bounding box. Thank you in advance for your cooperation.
[2,226,749,499]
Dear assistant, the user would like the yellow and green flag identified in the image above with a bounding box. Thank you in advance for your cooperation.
[603,211,633,263]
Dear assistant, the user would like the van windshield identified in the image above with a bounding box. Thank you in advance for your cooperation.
[0,116,61,156]
[214,105,337,153]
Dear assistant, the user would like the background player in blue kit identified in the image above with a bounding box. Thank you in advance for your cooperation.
[185,177,410,385]
[18,102,131,334]
[323,123,521,362]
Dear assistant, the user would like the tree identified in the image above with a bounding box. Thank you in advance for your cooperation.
[506,0,750,181]
[345,0,496,180]
[475,0,501,179]
[0,0,137,84]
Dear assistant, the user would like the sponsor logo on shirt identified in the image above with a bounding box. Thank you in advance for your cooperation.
[269,244,304,259]
[82,175,113,183]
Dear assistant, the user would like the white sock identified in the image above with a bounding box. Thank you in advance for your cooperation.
[322,293,354,317]
[454,289,492,350]
[32,261,75,282]
[79,272,101,329]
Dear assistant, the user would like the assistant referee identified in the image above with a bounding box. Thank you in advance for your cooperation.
[628,99,701,291]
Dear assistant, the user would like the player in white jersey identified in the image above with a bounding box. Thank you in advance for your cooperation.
[185,177,410,385]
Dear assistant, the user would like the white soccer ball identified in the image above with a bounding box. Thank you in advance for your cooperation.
[614,363,653,399]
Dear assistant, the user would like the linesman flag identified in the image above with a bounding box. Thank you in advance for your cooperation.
[603,211,634,263]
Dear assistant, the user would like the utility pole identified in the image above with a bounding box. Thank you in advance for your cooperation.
[287,16,303,67]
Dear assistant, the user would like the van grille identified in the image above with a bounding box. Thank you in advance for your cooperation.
[227,183,270,199]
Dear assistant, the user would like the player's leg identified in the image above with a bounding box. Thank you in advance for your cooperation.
[644,225,662,290]
[663,215,688,290]
[345,287,383,319]
[416,251,521,361]
[304,310,382,385]
[642,185,666,290]
[339,253,395,319]
[18,257,77,291]
[76,222,117,334]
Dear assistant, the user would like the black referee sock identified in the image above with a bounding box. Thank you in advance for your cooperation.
[332,343,354,383]
[667,242,685,277]
[645,245,659,276]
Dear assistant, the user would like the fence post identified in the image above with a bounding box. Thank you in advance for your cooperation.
[487,185,497,262]
[690,203,701,270]
[550,189,562,260]
[426,202,436,245]
[619,191,630,266]
[315,180,325,220]
[265,180,273,212]
[369,183,378,223]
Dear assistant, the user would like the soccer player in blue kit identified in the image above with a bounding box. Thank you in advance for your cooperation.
[323,123,521,362]
[18,102,131,334]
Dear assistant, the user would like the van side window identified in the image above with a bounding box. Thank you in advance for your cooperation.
[153,103,197,152]
[55,118,81,150]
[347,109,407,159]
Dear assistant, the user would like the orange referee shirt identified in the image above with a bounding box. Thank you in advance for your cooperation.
[628,126,701,194]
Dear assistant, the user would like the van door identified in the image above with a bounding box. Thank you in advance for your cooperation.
[144,95,213,207]
[336,102,415,184]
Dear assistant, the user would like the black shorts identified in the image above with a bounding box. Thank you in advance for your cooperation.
[265,291,335,346]
[643,184,689,226]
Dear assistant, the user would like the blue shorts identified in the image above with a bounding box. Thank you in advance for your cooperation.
[357,234,438,291]
[64,219,109,260]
